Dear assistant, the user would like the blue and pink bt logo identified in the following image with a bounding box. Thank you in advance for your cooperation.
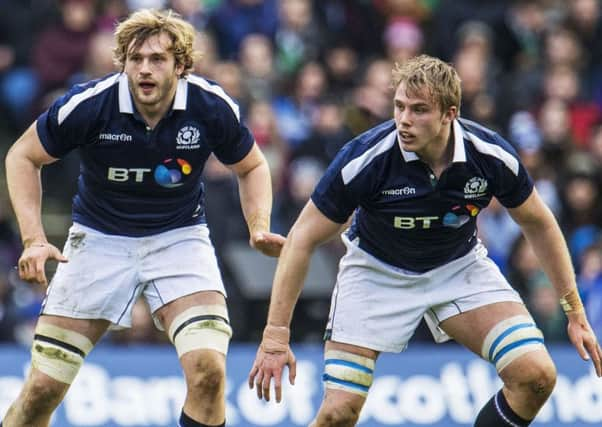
[154,158,192,188]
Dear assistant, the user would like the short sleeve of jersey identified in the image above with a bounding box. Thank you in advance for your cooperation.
[210,100,254,165]
[36,87,96,159]
[490,133,534,208]
[311,145,360,223]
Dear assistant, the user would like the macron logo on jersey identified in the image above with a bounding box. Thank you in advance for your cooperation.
[99,132,133,143]
[382,186,416,197]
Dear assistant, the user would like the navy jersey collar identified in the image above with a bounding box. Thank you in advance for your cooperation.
[399,119,467,163]
[118,73,188,114]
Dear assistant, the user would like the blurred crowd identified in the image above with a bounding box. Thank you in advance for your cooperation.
[0,0,601,348]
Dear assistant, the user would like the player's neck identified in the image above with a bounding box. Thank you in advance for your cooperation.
[419,124,453,177]
[134,81,178,130]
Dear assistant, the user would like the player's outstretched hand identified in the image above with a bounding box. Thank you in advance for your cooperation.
[250,231,286,257]
[18,243,68,286]
[567,311,602,377]
[248,344,296,403]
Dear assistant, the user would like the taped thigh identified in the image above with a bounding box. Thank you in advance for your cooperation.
[481,315,546,372]
[323,350,375,397]
[31,323,94,384]
[168,305,233,357]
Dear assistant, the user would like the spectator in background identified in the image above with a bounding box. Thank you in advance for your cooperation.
[578,242,602,339]
[321,41,359,99]
[31,0,98,108]
[291,97,353,166]
[274,0,323,76]
[344,58,393,135]
[238,33,278,102]
[169,0,211,31]
[273,156,325,234]
[508,109,561,215]
[96,0,130,31]
[192,31,218,78]
[383,18,424,64]
[477,197,521,274]
[558,155,602,267]
[211,60,248,110]
[245,100,286,190]
[0,0,55,132]
[70,30,118,85]
[272,60,328,149]
[564,0,602,78]
[541,64,602,148]
[537,97,574,172]
[313,0,385,57]
[590,122,602,167]
[208,0,279,59]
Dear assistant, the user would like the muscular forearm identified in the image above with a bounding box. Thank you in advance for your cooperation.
[5,148,47,245]
[266,230,314,327]
[237,160,272,235]
[520,210,577,297]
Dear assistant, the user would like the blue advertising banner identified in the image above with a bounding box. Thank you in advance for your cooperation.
[0,344,600,426]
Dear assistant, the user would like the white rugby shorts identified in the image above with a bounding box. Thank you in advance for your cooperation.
[325,233,524,352]
[41,223,226,329]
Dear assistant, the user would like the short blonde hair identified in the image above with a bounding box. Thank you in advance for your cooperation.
[113,9,198,76]
[392,55,461,112]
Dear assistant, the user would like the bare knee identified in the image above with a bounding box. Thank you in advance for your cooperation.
[315,404,361,427]
[314,392,364,427]
[20,377,67,417]
[504,354,557,400]
[183,350,226,397]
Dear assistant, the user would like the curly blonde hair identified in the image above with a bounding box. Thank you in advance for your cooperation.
[113,9,199,76]
[392,55,461,113]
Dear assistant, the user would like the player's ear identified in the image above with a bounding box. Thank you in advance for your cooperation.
[442,106,457,124]
[175,62,185,78]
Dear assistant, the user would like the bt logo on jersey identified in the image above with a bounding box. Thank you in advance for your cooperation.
[107,167,151,182]
[393,216,439,229]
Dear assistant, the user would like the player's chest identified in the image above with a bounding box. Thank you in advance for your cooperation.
[87,116,212,160]
[370,165,492,224]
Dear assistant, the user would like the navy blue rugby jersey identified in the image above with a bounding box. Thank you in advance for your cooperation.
[36,73,254,236]
[311,118,534,272]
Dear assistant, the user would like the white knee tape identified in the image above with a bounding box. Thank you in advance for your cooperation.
[168,305,233,357]
[481,315,545,372]
[30,323,94,384]
[323,350,375,397]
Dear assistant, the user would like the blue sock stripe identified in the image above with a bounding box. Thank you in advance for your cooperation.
[492,338,545,364]
[488,323,536,361]
[324,359,373,374]
[322,373,370,392]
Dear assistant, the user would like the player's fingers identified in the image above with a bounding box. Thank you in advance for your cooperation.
[574,337,589,361]
[34,258,48,285]
[262,371,274,402]
[289,354,297,385]
[591,341,602,377]
[248,364,259,389]
[255,371,265,400]
[18,261,30,281]
[50,247,68,262]
[273,369,282,403]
